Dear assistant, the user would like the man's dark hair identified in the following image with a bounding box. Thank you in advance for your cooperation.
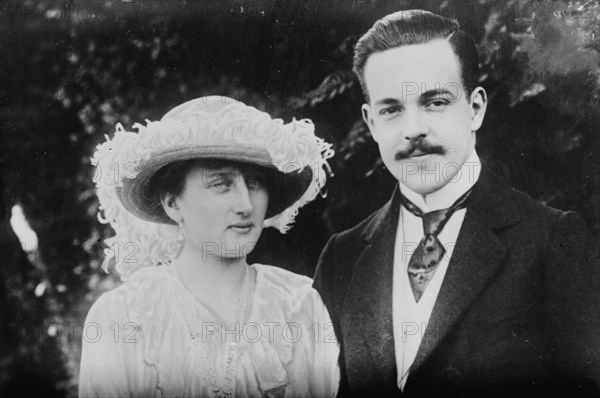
[353,9,480,103]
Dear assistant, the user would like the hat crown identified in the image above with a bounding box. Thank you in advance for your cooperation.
[160,96,272,149]
[162,96,255,120]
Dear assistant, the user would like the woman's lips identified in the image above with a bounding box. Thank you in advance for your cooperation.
[229,222,254,233]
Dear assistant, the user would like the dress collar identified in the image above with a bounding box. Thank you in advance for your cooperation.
[399,150,481,212]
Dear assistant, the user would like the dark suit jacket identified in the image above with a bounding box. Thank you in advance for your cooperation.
[314,167,600,397]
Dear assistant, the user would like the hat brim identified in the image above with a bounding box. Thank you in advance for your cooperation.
[116,145,313,224]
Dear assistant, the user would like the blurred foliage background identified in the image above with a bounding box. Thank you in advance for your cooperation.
[1,0,599,396]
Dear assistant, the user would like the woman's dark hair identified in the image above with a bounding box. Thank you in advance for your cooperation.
[146,159,279,221]
[146,159,202,219]
[353,9,480,103]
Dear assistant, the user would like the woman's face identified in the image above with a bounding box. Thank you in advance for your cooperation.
[164,161,269,260]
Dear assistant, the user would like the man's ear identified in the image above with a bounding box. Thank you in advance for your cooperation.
[361,103,379,143]
[161,193,182,224]
[469,86,487,132]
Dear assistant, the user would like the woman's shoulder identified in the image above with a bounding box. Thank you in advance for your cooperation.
[251,264,324,315]
[121,264,171,296]
[84,284,127,324]
[85,265,172,324]
[253,263,312,293]
[126,264,170,283]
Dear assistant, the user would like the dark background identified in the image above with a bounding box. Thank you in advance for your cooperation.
[1,0,599,396]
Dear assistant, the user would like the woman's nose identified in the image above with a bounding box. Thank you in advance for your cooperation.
[232,180,254,215]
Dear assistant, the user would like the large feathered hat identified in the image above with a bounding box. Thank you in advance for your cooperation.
[92,96,333,279]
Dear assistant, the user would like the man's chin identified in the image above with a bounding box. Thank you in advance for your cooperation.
[398,174,452,196]
[390,156,462,194]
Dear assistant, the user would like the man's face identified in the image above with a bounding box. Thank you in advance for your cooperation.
[361,39,487,195]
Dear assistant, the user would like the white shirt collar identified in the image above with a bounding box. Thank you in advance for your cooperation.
[399,150,481,212]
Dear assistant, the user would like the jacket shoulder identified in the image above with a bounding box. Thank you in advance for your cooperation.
[500,183,572,230]
[472,169,571,233]
[314,204,388,289]
[332,203,389,244]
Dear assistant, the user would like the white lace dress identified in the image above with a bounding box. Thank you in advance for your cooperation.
[78,264,340,398]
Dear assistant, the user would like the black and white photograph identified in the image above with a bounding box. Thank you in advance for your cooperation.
[1,1,600,397]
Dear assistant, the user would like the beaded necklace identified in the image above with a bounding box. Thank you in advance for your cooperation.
[170,264,251,398]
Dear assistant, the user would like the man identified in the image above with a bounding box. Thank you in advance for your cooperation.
[314,9,600,397]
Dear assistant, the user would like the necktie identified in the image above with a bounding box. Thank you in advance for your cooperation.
[401,188,473,302]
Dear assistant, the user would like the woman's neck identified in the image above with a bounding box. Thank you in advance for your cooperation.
[174,242,249,297]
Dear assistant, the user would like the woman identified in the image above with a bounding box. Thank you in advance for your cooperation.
[79,96,339,397]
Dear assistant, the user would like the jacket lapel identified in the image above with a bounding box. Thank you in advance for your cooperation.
[341,188,401,389]
[410,167,520,373]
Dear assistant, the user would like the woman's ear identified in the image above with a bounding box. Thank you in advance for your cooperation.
[161,192,182,224]
[469,86,488,132]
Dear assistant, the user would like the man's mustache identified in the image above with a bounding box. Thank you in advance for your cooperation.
[395,139,446,160]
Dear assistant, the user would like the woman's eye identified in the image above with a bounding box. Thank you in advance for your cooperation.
[210,179,232,190]
[246,177,265,189]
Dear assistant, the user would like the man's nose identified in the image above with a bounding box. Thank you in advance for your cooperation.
[232,180,254,215]
[403,108,428,141]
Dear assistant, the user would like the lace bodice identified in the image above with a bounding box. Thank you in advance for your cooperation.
[79,264,340,398]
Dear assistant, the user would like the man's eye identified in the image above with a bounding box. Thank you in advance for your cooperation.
[379,106,401,116]
[427,100,449,109]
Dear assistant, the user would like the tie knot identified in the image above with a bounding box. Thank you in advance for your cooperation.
[400,187,474,236]
[422,209,452,235]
